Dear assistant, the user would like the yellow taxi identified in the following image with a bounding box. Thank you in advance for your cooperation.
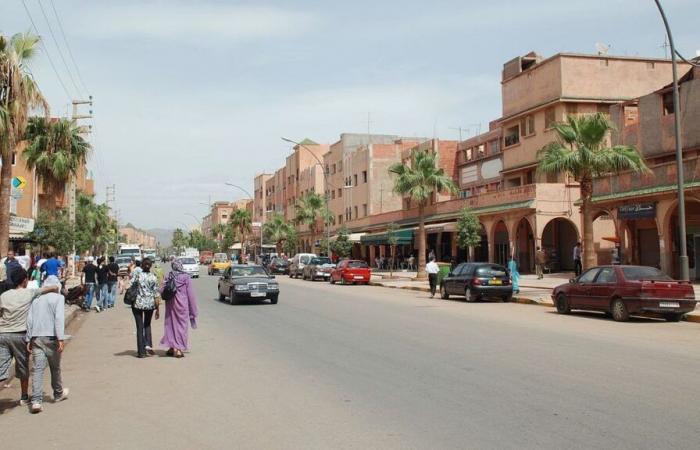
[208,253,231,275]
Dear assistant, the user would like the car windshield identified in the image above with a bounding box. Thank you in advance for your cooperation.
[622,266,672,281]
[115,257,131,265]
[476,265,508,277]
[231,266,268,277]
[179,258,196,265]
[214,253,228,262]
[272,258,286,264]
[348,261,369,268]
[311,257,331,265]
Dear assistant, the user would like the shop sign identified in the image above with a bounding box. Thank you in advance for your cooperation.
[9,216,35,234]
[618,203,656,220]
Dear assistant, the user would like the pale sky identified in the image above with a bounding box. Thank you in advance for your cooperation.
[2,0,698,229]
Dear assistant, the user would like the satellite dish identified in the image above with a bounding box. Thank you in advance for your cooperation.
[596,43,610,55]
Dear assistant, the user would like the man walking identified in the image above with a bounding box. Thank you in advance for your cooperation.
[0,269,58,406]
[26,276,69,413]
[573,242,583,277]
[535,247,547,280]
[81,257,99,312]
[106,257,120,308]
[97,257,109,311]
[426,257,440,298]
[3,250,22,279]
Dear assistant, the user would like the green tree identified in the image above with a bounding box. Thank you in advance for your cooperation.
[389,150,458,278]
[229,208,252,257]
[24,117,91,198]
[171,228,187,254]
[386,223,399,277]
[331,226,354,260]
[0,32,48,254]
[294,193,329,255]
[282,227,298,256]
[455,208,482,262]
[263,213,293,253]
[538,113,647,269]
[28,210,74,257]
[75,192,116,255]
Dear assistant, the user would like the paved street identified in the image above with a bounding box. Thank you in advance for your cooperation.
[2,268,700,450]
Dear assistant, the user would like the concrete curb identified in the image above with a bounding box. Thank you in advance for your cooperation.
[370,281,700,323]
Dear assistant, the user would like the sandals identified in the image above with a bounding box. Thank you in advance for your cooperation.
[166,348,174,357]
[174,350,184,358]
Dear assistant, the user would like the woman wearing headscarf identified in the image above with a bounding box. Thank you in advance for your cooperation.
[130,258,160,358]
[160,259,198,358]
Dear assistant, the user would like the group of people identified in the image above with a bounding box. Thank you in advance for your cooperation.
[373,254,416,271]
[80,256,122,312]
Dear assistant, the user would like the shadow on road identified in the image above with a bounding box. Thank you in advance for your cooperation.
[544,310,668,324]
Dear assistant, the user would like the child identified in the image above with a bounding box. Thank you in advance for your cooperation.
[25,275,69,413]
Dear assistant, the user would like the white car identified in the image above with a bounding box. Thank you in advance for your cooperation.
[178,257,200,278]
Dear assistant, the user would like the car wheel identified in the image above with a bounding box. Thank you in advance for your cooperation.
[218,289,225,302]
[269,295,278,304]
[664,312,683,322]
[230,289,239,305]
[610,298,629,322]
[465,287,476,303]
[502,294,511,303]
[555,294,571,314]
[440,284,449,299]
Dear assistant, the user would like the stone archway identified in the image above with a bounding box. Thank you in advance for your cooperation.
[541,218,579,272]
[475,224,489,262]
[663,197,700,279]
[515,217,535,273]
[493,221,509,266]
[592,210,618,265]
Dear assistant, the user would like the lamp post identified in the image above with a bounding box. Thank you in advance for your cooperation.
[224,182,261,261]
[654,0,688,280]
[281,137,332,257]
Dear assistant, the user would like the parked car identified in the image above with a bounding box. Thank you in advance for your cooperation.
[330,259,371,285]
[552,265,696,322]
[177,257,200,278]
[269,257,289,274]
[289,253,316,278]
[218,265,279,304]
[208,253,231,275]
[302,257,335,281]
[439,262,512,302]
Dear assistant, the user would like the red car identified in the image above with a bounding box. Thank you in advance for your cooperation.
[330,260,371,285]
[552,265,696,322]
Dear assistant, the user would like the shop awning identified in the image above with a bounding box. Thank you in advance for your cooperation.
[329,232,366,243]
[361,229,414,246]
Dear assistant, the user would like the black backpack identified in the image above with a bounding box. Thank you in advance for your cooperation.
[161,273,177,302]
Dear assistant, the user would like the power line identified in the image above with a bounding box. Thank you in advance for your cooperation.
[19,0,72,100]
[36,0,82,97]
[48,0,90,94]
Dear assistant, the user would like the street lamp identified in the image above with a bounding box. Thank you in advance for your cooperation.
[281,137,332,257]
[224,182,262,260]
[654,0,688,280]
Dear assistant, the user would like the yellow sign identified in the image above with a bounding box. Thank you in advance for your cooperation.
[12,176,27,189]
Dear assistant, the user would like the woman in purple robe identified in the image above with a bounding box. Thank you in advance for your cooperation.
[160,260,199,358]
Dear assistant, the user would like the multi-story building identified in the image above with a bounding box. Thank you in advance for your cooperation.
[265,167,287,220]
[202,200,251,237]
[253,173,271,225]
[120,224,157,249]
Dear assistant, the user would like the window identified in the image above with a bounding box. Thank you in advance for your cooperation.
[353,174,358,186]
[597,104,609,114]
[504,125,520,147]
[464,148,473,161]
[595,268,617,284]
[577,268,600,283]
[544,107,556,129]
[354,206,358,218]
[362,170,367,183]
[505,177,521,188]
[489,140,500,154]
[338,215,343,224]
[476,144,486,157]
[621,266,671,281]
[338,161,343,171]
[565,103,578,117]
[520,115,535,137]
[662,91,675,116]
[221,214,228,219]
[526,170,534,185]
[363,204,368,217]
[11,152,16,166]
[325,164,329,175]
[332,164,336,174]
[331,190,335,200]
[459,190,472,199]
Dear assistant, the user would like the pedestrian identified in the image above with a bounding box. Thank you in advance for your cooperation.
[535,247,546,280]
[0,268,59,407]
[41,253,63,279]
[573,242,582,277]
[97,257,108,311]
[428,249,436,261]
[450,257,458,272]
[3,250,22,280]
[426,257,440,298]
[81,257,98,312]
[130,258,160,358]
[160,259,199,358]
[508,256,520,294]
[25,276,69,414]
[106,256,120,308]
[408,254,415,271]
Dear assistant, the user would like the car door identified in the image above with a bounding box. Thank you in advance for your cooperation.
[589,267,617,312]
[571,268,601,308]
[452,263,473,295]
[335,260,346,281]
[446,263,465,294]
[219,267,231,295]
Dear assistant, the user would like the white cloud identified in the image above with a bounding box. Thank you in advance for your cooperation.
[74,1,319,42]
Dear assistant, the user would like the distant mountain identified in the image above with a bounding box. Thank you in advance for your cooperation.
[146,228,174,248]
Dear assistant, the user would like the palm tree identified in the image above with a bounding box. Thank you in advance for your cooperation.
[538,113,647,270]
[229,208,252,259]
[294,193,328,254]
[389,150,457,279]
[263,213,292,253]
[24,117,91,207]
[0,32,48,254]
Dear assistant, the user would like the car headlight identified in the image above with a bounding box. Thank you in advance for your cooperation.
[234,285,249,291]
[268,283,279,290]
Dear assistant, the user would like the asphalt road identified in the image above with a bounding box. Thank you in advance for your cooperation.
[2,266,700,450]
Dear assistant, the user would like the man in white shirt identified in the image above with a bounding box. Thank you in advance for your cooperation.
[426,258,440,298]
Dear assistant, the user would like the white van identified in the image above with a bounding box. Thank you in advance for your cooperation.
[289,253,317,279]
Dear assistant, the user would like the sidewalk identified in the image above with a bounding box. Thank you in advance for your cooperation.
[370,271,700,323]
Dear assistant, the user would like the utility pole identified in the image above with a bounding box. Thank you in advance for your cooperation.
[106,184,116,255]
[69,97,93,275]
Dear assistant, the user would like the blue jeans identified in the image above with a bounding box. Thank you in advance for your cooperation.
[107,281,117,307]
[99,283,110,308]
[83,283,95,309]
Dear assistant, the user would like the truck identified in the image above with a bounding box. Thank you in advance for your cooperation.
[199,250,213,265]
[182,247,200,260]
[118,243,142,260]
[143,248,157,262]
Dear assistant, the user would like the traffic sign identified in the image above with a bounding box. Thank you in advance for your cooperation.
[11,176,27,189]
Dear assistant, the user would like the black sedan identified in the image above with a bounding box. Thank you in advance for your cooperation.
[218,265,279,305]
[269,257,289,275]
[440,262,512,302]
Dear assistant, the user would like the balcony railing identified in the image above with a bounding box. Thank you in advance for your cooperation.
[593,157,700,199]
